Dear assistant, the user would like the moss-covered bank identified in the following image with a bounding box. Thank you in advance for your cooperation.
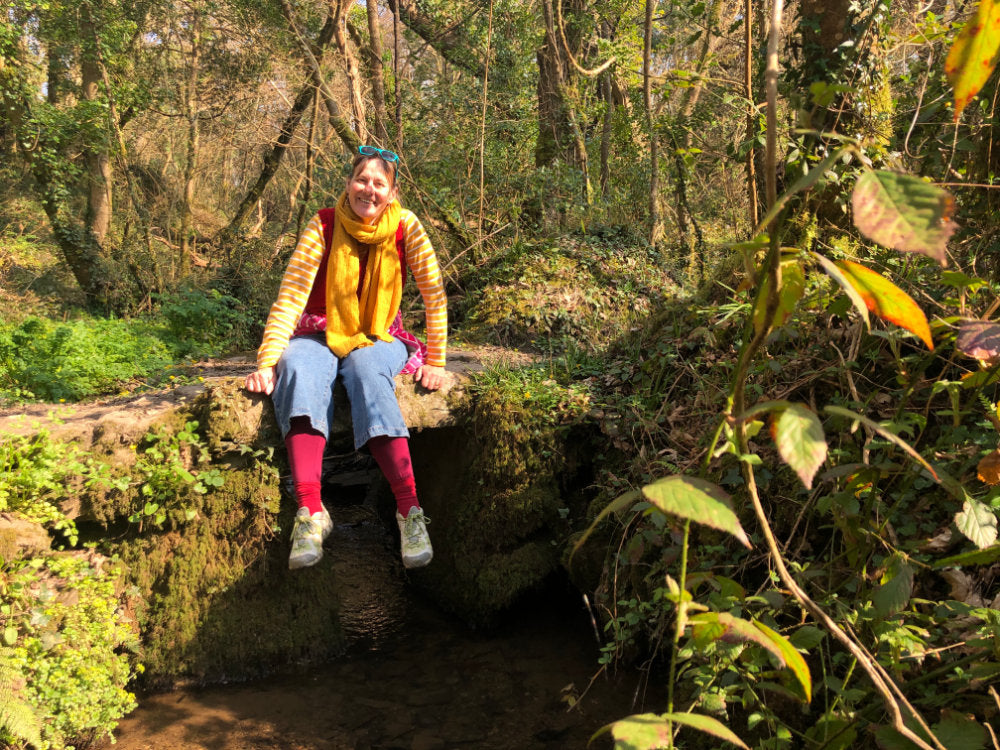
[1,355,603,691]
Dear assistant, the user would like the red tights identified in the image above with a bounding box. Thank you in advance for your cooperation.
[285,417,420,518]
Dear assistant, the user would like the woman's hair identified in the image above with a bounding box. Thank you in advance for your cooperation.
[350,153,398,188]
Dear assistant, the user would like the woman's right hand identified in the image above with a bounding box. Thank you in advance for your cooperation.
[245,367,275,395]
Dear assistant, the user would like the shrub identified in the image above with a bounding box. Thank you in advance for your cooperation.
[0,316,174,403]
[0,553,139,750]
[155,285,257,358]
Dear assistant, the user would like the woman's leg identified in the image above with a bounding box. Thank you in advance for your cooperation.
[367,435,419,518]
[285,417,326,516]
[341,339,432,568]
[272,335,338,569]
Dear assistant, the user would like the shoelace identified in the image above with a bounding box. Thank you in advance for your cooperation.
[295,517,322,537]
[403,514,430,544]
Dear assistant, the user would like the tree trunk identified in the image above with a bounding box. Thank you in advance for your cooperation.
[390,0,403,150]
[366,0,390,144]
[644,0,661,244]
[600,72,612,198]
[179,7,201,273]
[279,0,360,152]
[744,0,759,231]
[678,0,725,148]
[394,0,484,78]
[80,7,113,245]
[536,0,590,202]
[333,0,367,140]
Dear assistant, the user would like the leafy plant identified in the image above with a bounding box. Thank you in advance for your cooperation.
[155,285,258,358]
[0,316,174,403]
[129,420,224,530]
[584,3,1000,748]
[0,433,91,547]
[0,553,139,749]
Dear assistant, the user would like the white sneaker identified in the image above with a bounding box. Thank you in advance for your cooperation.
[396,508,433,569]
[288,505,333,570]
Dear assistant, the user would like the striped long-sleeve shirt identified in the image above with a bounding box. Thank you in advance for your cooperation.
[256,209,448,369]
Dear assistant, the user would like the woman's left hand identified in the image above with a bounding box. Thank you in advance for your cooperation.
[415,364,446,391]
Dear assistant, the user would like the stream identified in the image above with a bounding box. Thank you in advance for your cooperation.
[105,501,657,750]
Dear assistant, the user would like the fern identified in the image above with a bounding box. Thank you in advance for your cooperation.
[0,650,42,749]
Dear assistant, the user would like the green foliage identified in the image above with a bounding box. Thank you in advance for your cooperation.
[155,285,258,358]
[129,420,225,530]
[0,647,42,750]
[460,233,678,350]
[0,553,139,750]
[0,290,260,403]
[0,433,92,546]
[0,316,174,403]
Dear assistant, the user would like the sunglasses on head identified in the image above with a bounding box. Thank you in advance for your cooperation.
[358,145,399,162]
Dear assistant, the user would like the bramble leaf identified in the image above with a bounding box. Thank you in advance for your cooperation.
[688,613,812,702]
[596,712,750,750]
[955,497,999,549]
[771,404,827,489]
[663,713,750,749]
[641,476,751,548]
[598,713,671,749]
[813,252,870,328]
[753,259,806,335]
[834,260,934,350]
[851,170,956,265]
[956,320,1000,365]
[945,0,1000,121]
[754,620,813,702]
[872,553,915,617]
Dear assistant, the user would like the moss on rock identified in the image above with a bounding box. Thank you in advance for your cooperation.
[403,384,599,626]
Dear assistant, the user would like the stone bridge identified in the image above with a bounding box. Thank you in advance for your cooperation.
[0,349,604,686]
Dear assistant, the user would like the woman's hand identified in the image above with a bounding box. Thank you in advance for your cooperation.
[414,364,446,391]
[245,367,276,395]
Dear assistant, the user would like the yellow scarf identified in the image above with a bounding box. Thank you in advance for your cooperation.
[325,191,403,358]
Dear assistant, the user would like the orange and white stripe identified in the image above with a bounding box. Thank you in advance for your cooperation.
[256,210,447,369]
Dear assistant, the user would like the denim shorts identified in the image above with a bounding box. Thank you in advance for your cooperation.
[271,334,409,448]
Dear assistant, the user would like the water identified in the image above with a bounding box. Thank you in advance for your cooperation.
[104,503,658,749]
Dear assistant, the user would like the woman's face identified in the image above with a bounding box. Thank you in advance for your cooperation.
[347,159,397,224]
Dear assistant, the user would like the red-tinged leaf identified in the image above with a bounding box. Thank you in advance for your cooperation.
[753,259,806,335]
[641,476,751,549]
[834,260,934,350]
[956,319,1000,365]
[812,252,870,329]
[978,450,1000,485]
[851,171,957,265]
[945,0,1000,121]
[689,612,778,656]
[771,404,827,489]
[688,613,812,702]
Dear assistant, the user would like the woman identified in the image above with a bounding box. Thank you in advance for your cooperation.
[245,145,447,571]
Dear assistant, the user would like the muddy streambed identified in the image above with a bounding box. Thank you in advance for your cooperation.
[105,502,656,750]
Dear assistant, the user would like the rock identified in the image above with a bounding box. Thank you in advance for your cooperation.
[0,513,51,557]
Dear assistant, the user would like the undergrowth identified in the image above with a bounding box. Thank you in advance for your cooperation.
[0,286,257,404]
